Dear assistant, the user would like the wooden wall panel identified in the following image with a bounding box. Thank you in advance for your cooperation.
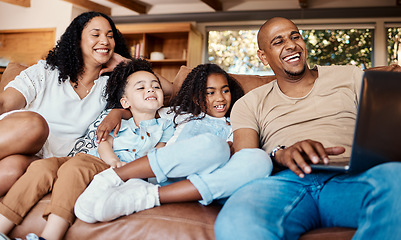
[0,28,55,67]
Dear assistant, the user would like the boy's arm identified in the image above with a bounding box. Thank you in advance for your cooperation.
[98,135,125,168]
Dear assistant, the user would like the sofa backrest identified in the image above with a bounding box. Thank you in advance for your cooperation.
[0,63,277,100]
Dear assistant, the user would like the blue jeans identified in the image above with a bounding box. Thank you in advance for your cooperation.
[215,162,401,240]
[148,133,273,205]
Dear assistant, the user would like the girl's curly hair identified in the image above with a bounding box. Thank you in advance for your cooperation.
[169,63,244,124]
[105,58,159,109]
[45,11,131,84]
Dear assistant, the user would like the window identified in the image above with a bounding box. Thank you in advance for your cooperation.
[300,28,372,69]
[207,29,271,75]
[387,26,401,65]
[207,24,373,75]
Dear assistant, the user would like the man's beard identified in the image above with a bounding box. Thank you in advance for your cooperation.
[284,65,306,79]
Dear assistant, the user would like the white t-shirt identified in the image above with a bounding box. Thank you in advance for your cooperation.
[4,60,108,158]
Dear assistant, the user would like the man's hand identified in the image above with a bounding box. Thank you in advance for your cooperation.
[99,53,129,76]
[274,139,345,178]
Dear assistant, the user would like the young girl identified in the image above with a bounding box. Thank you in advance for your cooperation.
[75,63,273,223]
[0,59,173,240]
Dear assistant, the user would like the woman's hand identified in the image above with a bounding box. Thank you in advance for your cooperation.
[99,53,130,76]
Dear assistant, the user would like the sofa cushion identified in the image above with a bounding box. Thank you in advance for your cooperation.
[6,194,221,240]
[67,109,111,157]
[7,195,49,238]
[67,202,221,240]
[299,227,355,240]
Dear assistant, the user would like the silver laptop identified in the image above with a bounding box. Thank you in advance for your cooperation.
[310,70,401,173]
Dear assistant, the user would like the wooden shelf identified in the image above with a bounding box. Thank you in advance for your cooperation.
[117,22,203,82]
[148,59,187,64]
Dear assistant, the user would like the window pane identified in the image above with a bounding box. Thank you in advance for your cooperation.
[208,30,272,75]
[301,29,372,69]
[207,28,372,74]
[387,27,401,66]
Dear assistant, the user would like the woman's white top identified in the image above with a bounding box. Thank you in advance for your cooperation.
[4,60,108,158]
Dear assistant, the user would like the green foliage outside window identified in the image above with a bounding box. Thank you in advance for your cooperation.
[208,28,372,74]
[208,30,270,74]
[301,29,372,69]
[387,28,401,65]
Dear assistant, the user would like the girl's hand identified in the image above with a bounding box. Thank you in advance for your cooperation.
[96,109,133,143]
[99,53,129,76]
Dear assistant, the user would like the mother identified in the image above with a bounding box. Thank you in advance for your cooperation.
[0,11,131,196]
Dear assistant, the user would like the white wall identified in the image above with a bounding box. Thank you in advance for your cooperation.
[0,0,75,42]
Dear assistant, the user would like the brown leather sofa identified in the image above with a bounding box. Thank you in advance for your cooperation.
[0,63,368,239]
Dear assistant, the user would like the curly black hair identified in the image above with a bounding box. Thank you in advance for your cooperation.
[45,11,131,84]
[169,63,244,124]
[105,58,159,109]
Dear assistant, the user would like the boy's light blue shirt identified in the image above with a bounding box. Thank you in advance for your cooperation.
[89,117,174,163]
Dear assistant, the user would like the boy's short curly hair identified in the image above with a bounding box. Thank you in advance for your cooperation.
[105,58,159,109]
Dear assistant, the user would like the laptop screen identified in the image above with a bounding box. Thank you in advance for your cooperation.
[350,70,401,171]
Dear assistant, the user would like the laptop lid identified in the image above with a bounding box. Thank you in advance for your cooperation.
[347,70,401,173]
[310,70,401,173]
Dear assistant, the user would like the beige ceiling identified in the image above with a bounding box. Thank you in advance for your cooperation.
[1,0,399,17]
[87,0,400,16]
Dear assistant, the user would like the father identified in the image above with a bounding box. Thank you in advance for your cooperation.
[214,17,401,239]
